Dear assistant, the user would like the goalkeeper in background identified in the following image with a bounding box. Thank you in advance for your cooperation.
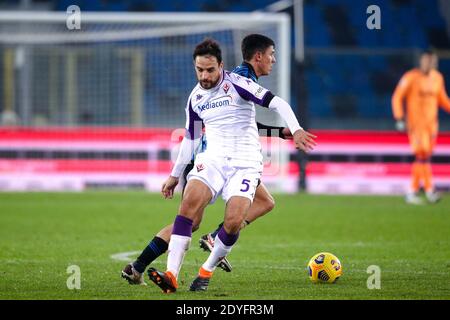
[392,50,450,204]
[122,34,293,285]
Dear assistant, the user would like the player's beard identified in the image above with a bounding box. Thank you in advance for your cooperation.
[200,80,213,89]
[200,76,220,89]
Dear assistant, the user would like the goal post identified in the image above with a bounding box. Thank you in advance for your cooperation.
[0,11,293,192]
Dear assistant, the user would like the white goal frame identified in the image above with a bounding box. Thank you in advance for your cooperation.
[0,11,291,103]
[0,11,293,192]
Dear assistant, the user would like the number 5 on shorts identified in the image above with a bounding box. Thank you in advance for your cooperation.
[240,179,250,192]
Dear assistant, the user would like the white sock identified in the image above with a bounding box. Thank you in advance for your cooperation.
[202,236,233,272]
[167,234,191,279]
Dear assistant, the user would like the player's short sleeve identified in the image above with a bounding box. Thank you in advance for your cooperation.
[230,73,274,107]
[184,97,203,140]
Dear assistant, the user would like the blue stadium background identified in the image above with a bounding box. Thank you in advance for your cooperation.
[4,0,449,130]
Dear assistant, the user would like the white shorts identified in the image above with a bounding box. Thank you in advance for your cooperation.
[187,153,263,204]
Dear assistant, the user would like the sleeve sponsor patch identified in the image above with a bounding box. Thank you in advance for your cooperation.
[254,86,265,99]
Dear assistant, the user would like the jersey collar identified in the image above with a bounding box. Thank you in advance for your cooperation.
[242,61,258,81]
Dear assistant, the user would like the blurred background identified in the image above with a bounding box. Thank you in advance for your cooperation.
[0,0,449,194]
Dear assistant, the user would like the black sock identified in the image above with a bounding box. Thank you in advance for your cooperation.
[210,222,224,238]
[133,236,168,273]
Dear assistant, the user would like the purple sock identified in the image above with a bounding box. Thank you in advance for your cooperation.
[172,215,193,237]
[217,226,239,246]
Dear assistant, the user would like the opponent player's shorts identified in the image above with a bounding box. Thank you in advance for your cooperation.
[408,130,436,156]
[187,152,263,204]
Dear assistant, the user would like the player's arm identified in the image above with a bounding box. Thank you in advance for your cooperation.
[162,100,203,199]
[232,69,291,138]
[256,122,292,139]
[265,96,316,152]
[391,73,411,131]
[437,77,450,113]
[232,77,315,151]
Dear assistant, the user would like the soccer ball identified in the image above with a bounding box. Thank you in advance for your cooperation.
[307,252,342,283]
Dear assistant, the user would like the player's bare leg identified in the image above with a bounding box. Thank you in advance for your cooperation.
[122,166,203,285]
[122,215,202,285]
[191,196,251,291]
[199,182,275,271]
[245,183,275,222]
[148,179,211,293]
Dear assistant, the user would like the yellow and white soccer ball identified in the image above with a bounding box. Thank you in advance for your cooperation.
[307,252,342,283]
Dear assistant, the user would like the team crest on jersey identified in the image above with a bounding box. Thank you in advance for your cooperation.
[196,94,203,101]
[196,163,205,172]
[223,83,230,94]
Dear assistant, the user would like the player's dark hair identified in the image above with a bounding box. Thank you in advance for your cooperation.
[422,49,436,56]
[241,34,275,61]
[193,38,222,63]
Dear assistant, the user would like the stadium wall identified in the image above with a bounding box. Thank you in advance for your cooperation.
[1,127,450,194]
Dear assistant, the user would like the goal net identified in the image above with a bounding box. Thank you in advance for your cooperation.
[0,11,293,192]
[0,11,290,127]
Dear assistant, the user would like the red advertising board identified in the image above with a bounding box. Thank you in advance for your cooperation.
[1,128,449,194]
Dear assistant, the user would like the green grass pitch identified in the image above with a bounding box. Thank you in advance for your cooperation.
[0,192,449,300]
